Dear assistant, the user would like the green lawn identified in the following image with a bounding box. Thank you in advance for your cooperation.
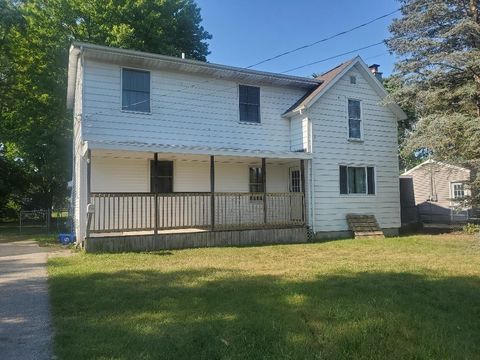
[48,234,480,359]
[0,226,58,245]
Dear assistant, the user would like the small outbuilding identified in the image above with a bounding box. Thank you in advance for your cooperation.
[400,159,473,224]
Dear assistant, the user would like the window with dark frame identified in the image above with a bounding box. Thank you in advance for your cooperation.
[239,85,260,123]
[122,68,150,113]
[340,165,375,195]
[150,161,173,193]
[348,99,361,139]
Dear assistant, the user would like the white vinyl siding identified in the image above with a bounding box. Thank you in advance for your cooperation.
[308,65,400,232]
[290,116,310,152]
[90,153,292,195]
[82,60,305,153]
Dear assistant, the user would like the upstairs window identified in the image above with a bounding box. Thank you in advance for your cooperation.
[151,160,173,193]
[122,68,150,113]
[348,99,361,139]
[239,85,260,123]
[340,165,375,195]
[451,182,465,199]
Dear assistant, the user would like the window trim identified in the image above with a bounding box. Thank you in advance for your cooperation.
[339,164,376,196]
[346,98,364,141]
[120,66,152,115]
[238,84,261,125]
[450,181,466,200]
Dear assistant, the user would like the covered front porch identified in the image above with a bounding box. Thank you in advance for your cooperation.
[82,147,310,251]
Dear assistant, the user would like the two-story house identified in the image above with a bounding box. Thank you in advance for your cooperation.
[67,42,406,252]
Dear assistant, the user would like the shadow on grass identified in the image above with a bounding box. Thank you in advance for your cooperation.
[49,267,480,360]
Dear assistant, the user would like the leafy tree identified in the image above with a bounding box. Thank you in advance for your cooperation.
[387,0,480,205]
[0,0,211,215]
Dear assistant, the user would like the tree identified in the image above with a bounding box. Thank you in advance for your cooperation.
[0,0,211,215]
[387,0,480,205]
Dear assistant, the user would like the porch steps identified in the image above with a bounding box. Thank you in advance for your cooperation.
[346,214,384,239]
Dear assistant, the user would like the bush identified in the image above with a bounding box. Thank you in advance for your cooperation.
[463,223,480,235]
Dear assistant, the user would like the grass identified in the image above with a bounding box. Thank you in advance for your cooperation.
[48,234,480,359]
[0,226,58,245]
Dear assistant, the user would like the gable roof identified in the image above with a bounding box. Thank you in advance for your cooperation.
[282,56,407,120]
[282,60,354,115]
[402,159,470,176]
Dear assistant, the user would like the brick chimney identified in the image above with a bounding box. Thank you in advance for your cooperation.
[368,64,383,82]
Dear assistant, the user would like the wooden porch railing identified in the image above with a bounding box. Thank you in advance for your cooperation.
[89,192,304,234]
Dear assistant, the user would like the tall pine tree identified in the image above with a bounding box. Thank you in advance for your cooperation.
[387,0,480,205]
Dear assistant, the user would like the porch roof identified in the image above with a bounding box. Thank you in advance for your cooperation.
[85,140,312,160]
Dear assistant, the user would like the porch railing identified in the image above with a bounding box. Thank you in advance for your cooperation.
[88,192,304,234]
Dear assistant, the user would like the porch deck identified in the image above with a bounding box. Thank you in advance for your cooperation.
[85,192,307,252]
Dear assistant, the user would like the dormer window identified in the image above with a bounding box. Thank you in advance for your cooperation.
[239,85,260,123]
[122,68,150,113]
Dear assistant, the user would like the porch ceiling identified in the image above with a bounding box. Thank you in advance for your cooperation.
[85,140,312,160]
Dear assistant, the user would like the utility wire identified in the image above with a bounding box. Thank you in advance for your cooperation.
[83,41,387,120]
[246,9,399,69]
[281,41,385,73]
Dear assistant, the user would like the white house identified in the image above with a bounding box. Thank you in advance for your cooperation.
[67,42,406,252]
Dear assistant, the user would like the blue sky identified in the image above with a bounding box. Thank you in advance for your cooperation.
[196,0,400,78]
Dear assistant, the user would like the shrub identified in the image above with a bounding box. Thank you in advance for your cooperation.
[463,223,480,235]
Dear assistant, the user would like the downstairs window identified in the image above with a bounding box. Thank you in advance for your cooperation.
[340,165,375,195]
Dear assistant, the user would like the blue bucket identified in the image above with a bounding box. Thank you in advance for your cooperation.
[58,233,75,245]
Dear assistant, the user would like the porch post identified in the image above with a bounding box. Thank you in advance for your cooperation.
[86,149,92,239]
[210,155,215,230]
[262,158,267,224]
[86,149,91,203]
[154,153,158,235]
[300,159,306,224]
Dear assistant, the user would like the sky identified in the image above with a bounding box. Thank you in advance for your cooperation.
[196,0,400,78]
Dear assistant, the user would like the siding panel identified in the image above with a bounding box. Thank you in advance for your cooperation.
[309,65,401,231]
[83,60,306,153]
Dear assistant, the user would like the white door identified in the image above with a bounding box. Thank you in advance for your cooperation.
[289,167,303,221]
[289,167,302,193]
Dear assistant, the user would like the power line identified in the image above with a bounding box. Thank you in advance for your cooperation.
[83,41,387,120]
[281,41,385,73]
[246,9,399,69]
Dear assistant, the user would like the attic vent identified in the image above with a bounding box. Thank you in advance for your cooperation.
[350,76,356,84]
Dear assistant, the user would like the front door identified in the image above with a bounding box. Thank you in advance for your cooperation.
[289,167,302,193]
[289,167,303,221]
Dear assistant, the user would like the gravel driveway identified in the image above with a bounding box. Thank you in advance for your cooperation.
[0,240,56,360]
